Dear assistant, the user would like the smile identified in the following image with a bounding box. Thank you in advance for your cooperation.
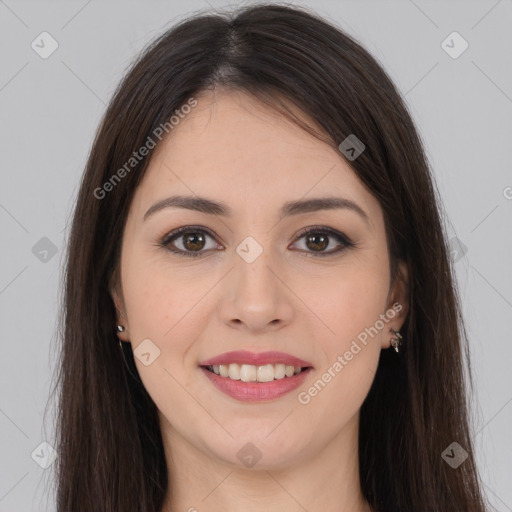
[204,363,306,382]
[198,350,313,402]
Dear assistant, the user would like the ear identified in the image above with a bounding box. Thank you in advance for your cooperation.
[382,260,409,349]
[109,270,130,342]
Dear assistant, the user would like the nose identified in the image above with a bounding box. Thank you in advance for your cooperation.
[217,245,295,333]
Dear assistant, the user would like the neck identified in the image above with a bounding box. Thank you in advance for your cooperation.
[159,412,372,512]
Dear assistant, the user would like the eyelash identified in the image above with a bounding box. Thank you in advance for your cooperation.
[159,225,355,258]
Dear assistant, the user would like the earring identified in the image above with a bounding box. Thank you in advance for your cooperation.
[390,328,403,353]
[117,325,125,332]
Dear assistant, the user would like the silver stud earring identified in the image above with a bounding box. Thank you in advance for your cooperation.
[117,325,125,332]
[390,329,403,353]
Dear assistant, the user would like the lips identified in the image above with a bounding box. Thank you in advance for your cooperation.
[200,365,313,402]
[198,350,313,402]
[198,350,313,368]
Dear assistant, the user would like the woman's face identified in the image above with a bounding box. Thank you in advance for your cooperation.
[113,89,408,470]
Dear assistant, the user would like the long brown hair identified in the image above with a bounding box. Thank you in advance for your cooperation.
[46,3,489,511]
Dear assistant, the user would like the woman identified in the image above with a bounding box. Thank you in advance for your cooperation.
[49,3,489,511]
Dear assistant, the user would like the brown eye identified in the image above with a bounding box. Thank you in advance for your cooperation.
[161,227,220,257]
[161,225,354,258]
[304,233,329,252]
[181,232,206,252]
[291,227,354,257]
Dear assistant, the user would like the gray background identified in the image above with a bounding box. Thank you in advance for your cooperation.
[0,0,511,510]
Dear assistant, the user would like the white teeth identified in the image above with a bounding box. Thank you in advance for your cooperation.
[207,363,305,382]
[228,363,241,380]
[274,363,285,379]
[240,364,257,382]
[257,364,274,382]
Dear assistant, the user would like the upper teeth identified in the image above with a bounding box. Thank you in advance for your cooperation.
[208,363,303,382]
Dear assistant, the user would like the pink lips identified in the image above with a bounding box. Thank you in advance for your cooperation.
[198,350,313,402]
[198,350,313,368]
[200,366,312,402]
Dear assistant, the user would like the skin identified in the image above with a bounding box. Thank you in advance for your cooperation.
[111,89,409,512]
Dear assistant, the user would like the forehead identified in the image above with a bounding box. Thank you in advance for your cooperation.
[153,90,334,175]
[130,89,380,224]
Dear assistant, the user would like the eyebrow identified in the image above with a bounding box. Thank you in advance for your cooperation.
[143,195,370,225]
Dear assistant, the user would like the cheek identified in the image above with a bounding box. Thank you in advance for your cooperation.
[308,265,389,348]
[123,274,172,339]
[296,271,387,424]
[122,255,203,342]
[121,261,202,411]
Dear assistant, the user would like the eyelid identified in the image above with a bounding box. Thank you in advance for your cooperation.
[160,225,219,246]
[160,224,354,257]
[292,225,353,245]
[290,225,354,256]
[160,225,223,257]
